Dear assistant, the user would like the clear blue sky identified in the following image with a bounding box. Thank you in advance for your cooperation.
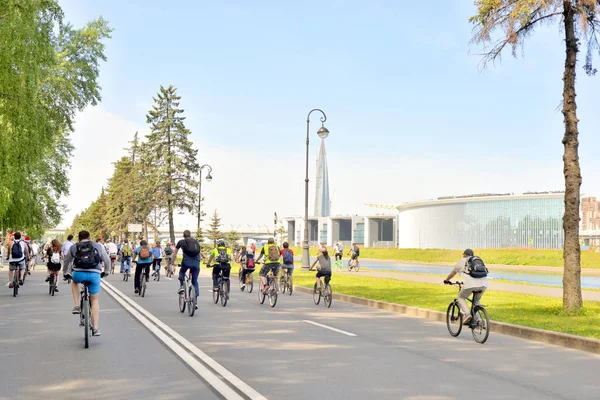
[59,0,600,228]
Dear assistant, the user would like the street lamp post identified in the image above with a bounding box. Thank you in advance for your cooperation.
[197,164,213,231]
[302,109,330,268]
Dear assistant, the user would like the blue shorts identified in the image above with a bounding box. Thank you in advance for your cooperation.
[72,271,102,295]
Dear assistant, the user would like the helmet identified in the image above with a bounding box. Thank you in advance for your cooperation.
[217,239,226,247]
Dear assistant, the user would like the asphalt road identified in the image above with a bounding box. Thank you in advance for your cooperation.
[2,265,600,400]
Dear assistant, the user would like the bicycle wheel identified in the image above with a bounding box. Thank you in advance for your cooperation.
[446,302,462,337]
[213,281,220,304]
[188,286,196,316]
[141,274,146,298]
[156,269,160,282]
[471,306,490,344]
[13,275,18,297]
[280,274,286,294]
[220,281,228,307]
[269,280,278,308]
[258,280,266,304]
[83,298,90,349]
[324,284,332,308]
[239,271,245,291]
[247,274,253,293]
[288,275,293,296]
[313,283,321,305]
[179,291,186,313]
[49,280,53,295]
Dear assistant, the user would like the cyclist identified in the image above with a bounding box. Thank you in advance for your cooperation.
[151,242,164,278]
[7,231,28,289]
[132,240,153,294]
[63,230,109,337]
[206,239,232,292]
[106,239,118,272]
[173,230,201,308]
[443,248,488,325]
[164,242,174,275]
[347,243,360,268]
[280,242,294,279]
[239,246,256,290]
[45,239,63,292]
[334,241,344,261]
[31,240,40,265]
[310,249,332,287]
[256,238,280,293]
[24,236,34,273]
[120,239,133,275]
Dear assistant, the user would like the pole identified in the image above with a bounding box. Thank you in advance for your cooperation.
[302,109,327,268]
[197,177,202,231]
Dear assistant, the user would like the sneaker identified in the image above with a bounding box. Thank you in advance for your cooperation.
[195,304,198,310]
[19,280,23,286]
[27,270,31,275]
[92,328,102,337]
[135,289,139,294]
[45,276,50,282]
[177,286,184,294]
[72,306,81,314]
[152,272,156,277]
[241,284,246,290]
[462,315,472,325]
[54,287,59,293]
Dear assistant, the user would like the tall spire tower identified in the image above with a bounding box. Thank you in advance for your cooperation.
[314,136,330,217]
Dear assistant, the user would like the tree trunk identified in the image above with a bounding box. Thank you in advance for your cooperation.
[561,0,582,312]
[166,94,176,244]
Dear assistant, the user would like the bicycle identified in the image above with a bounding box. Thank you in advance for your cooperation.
[110,256,117,274]
[48,270,58,296]
[79,281,94,349]
[445,281,490,344]
[135,262,148,297]
[11,264,21,297]
[153,261,161,282]
[257,262,278,307]
[348,258,360,272]
[311,271,332,308]
[165,260,174,278]
[177,264,196,317]
[279,267,293,295]
[239,267,254,293]
[122,267,130,282]
[209,265,230,307]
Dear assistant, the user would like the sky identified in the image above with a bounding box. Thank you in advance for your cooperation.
[58,0,600,230]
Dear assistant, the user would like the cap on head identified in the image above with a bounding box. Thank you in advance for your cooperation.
[463,248,474,257]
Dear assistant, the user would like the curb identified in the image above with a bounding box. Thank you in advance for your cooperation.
[292,285,600,355]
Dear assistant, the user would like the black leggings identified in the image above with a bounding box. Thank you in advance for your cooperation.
[152,258,162,271]
[135,262,151,289]
[212,264,231,287]
[335,253,342,261]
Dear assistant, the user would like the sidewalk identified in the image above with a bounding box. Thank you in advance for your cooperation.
[338,269,600,302]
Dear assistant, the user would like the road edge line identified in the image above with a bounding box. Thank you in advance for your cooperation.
[302,320,357,337]
[102,280,268,400]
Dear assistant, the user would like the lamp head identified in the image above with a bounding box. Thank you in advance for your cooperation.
[317,125,329,139]
[205,173,213,182]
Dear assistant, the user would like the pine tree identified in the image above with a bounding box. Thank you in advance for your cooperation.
[206,210,222,247]
[145,85,199,243]
[226,230,241,246]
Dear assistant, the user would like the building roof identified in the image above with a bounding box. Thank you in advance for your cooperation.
[366,192,565,212]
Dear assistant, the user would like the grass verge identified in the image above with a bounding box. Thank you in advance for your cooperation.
[280,267,600,339]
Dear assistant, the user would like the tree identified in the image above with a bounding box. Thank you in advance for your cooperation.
[226,230,241,246]
[145,85,199,243]
[470,0,600,311]
[206,210,222,247]
[0,1,111,235]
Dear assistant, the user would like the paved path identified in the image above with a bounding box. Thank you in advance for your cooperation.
[2,267,600,399]
[337,269,600,301]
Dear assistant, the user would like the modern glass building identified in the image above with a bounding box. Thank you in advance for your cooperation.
[368,193,565,249]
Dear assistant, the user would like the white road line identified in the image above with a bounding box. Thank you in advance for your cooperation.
[303,320,357,337]
[102,281,268,400]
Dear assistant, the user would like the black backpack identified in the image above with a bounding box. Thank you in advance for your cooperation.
[467,256,488,278]
[216,247,229,264]
[164,246,173,256]
[11,240,24,259]
[182,238,200,257]
[74,241,101,269]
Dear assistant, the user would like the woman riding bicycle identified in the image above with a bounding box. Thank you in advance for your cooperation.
[45,239,63,292]
[310,249,332,286]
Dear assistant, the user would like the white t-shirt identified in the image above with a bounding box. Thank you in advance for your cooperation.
[31,243,39,255]
[106,242,118,255]
[453,257,488,290]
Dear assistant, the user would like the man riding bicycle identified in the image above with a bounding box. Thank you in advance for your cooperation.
[63,230,110,337]
[256,238,280,293]
[280,242,294,278]
[206,239,232,292]
[7,232,28,289]
[444,248,488,325]
[173,230,201,308]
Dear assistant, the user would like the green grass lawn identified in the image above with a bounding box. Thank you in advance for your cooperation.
[291,246,600,269]
[280,268,600,339]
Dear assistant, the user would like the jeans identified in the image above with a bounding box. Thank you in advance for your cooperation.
[121,256,131,273]
[178,260,200,298]
[457,286,486,316]
[134,262,151,290]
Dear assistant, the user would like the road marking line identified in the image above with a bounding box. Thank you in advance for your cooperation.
[102,281,267,400]
[303,320,357,337]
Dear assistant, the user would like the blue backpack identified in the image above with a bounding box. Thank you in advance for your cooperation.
[152,247,162,258]
[283,249,294,264]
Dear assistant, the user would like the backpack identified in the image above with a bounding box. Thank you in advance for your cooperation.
[216,247,230,264]
[467,256,488,278]
[122,244,132,257]
[152,247,162,258]
[266,245,280,262]
[283,249,294,264]
[139,246,150,259]
[11,240,23,259]
[51,250,60,264]
[164,246,173,256]
[182,238,200,257]
[74,241,101,269]
[247,255,255,268]
[352,246,360,256]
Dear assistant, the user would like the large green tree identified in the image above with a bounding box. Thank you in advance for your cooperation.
[0,0,111,236]
[470,0,600,311]
[145,85,199,243]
